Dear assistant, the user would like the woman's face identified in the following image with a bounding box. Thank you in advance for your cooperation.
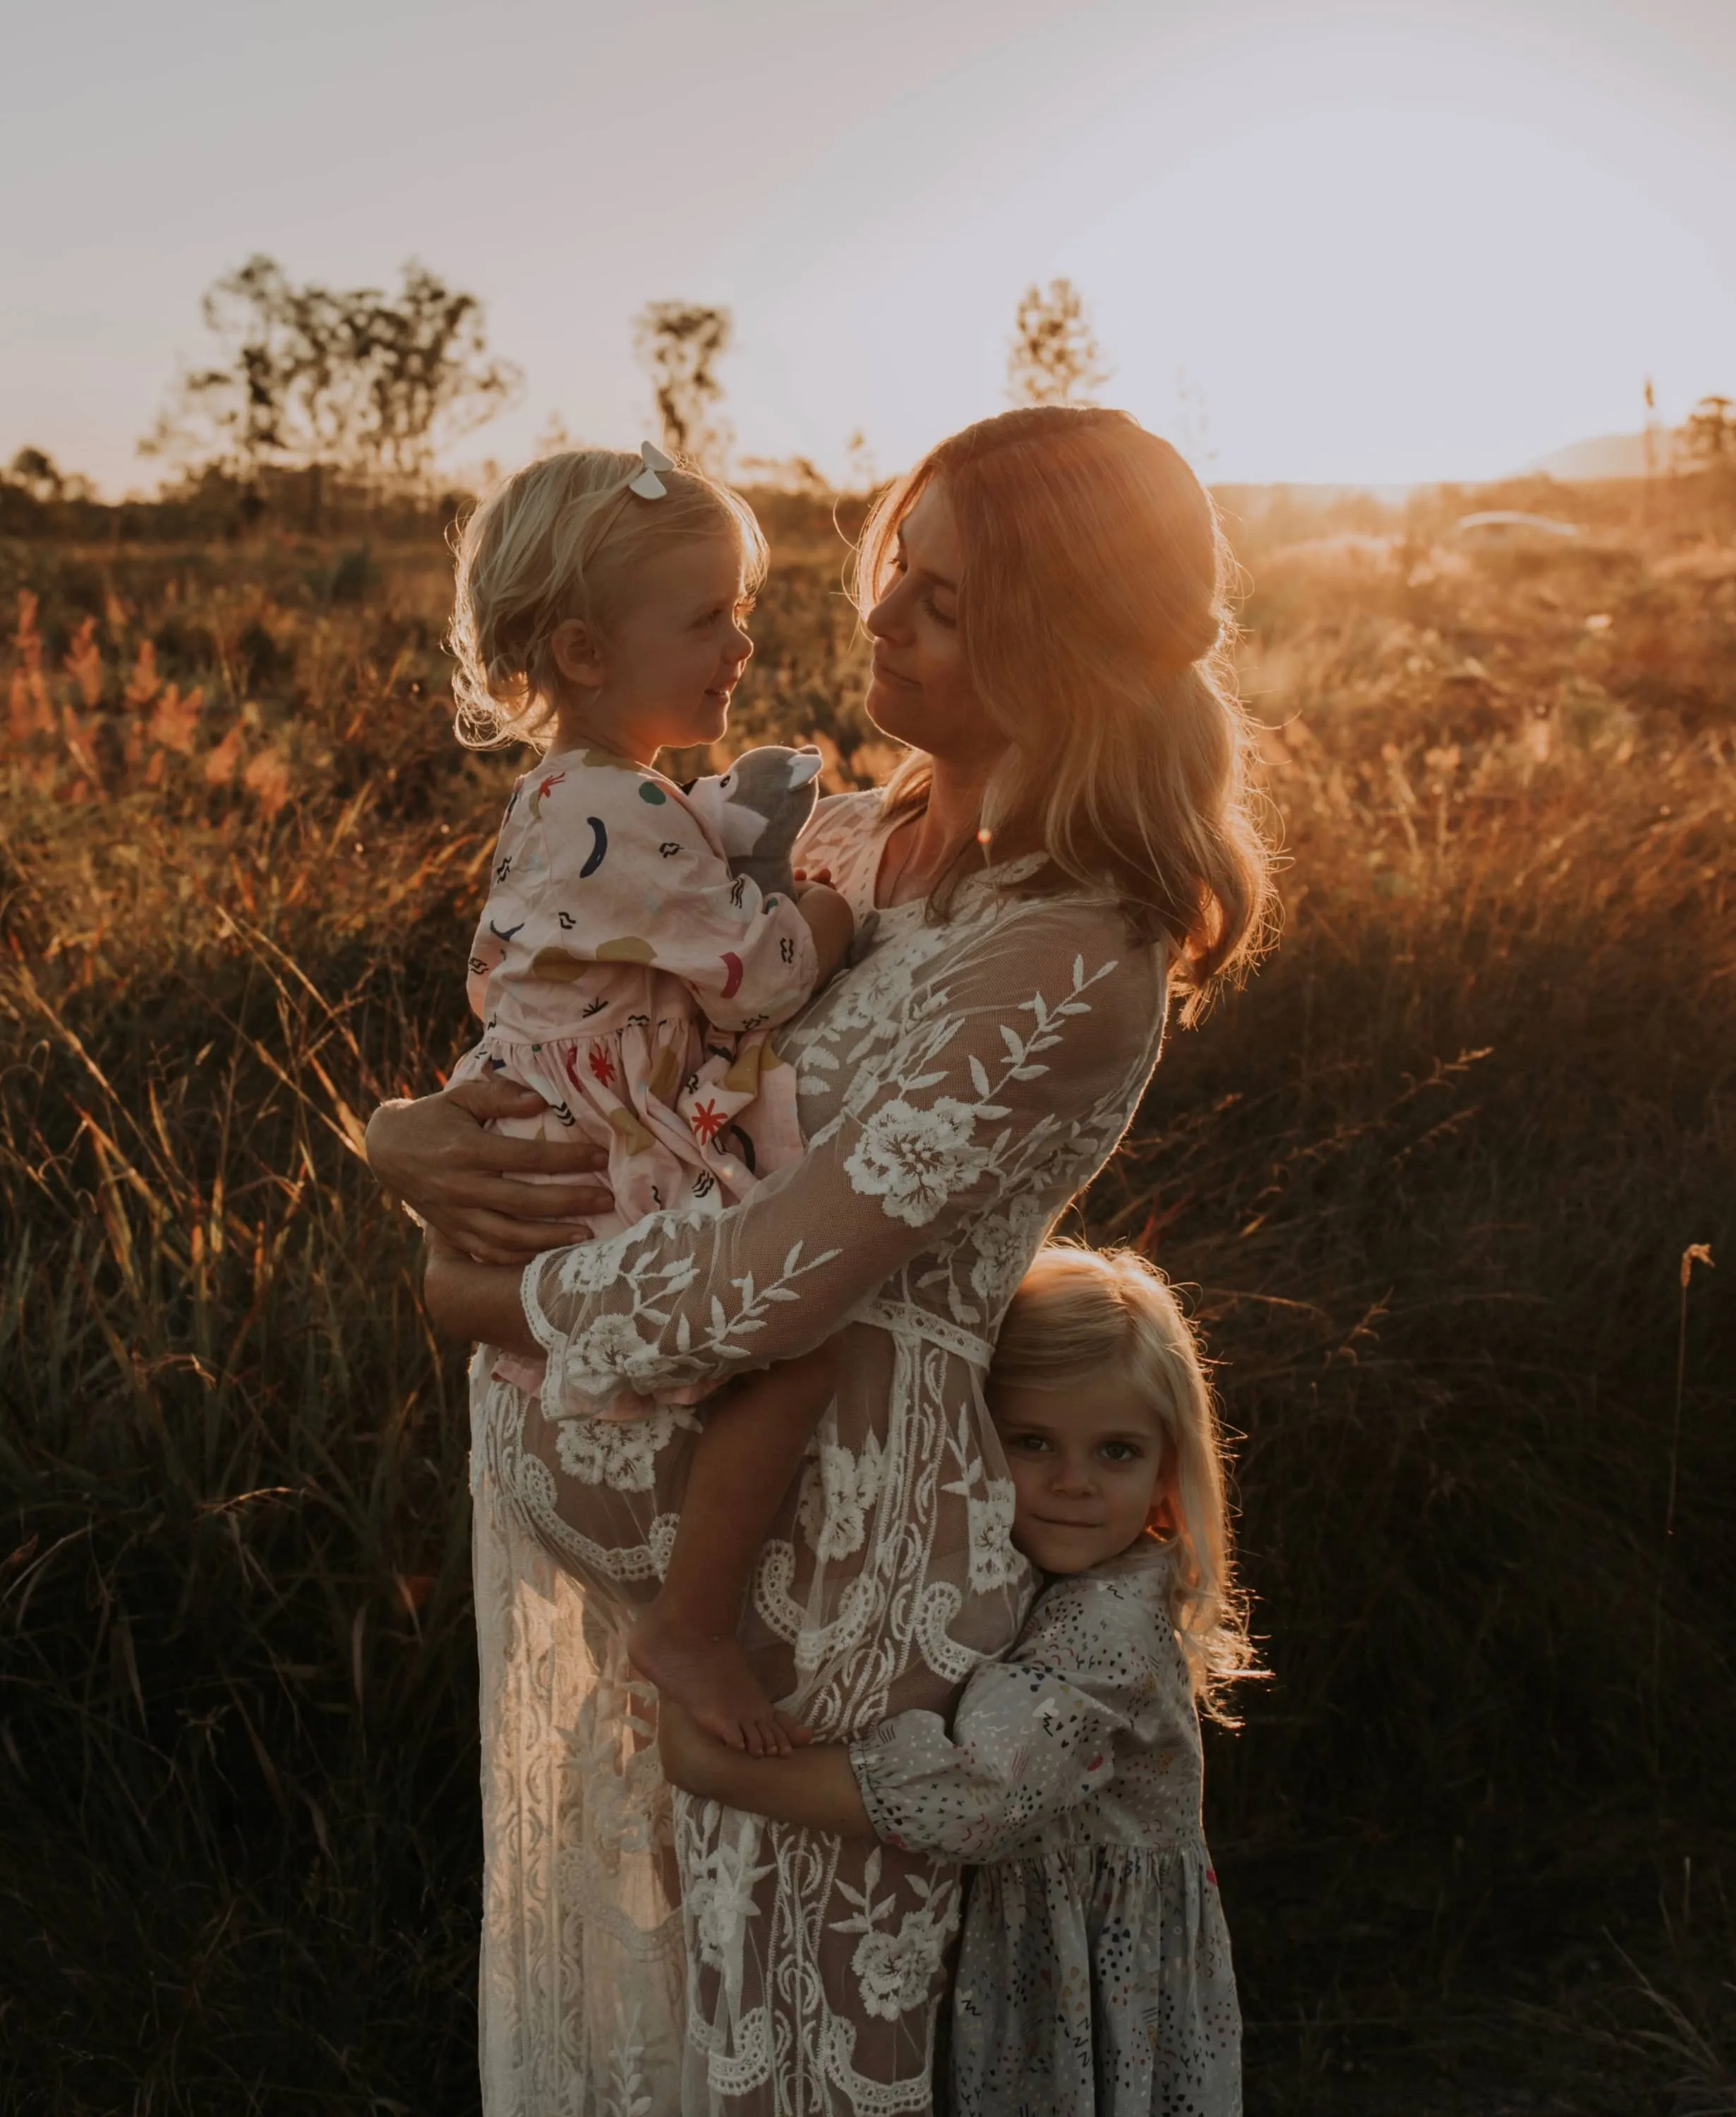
[863,478,1004,770]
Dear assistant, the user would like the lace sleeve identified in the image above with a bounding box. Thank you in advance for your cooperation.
[522,900,1165,1411]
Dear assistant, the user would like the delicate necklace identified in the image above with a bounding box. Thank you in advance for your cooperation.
[884,814,990,904]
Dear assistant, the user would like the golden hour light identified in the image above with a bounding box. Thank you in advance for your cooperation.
[2,4,1730,2113]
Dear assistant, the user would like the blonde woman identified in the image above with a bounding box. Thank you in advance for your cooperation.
[370,406,1274,2116]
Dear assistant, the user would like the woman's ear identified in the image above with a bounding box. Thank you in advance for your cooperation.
[550,617,605,691]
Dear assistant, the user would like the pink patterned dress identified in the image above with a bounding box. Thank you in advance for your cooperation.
[451,744,820,1403]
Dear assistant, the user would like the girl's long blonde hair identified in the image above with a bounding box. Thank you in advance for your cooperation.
[448,448,767,750]
[990,1241,1256,1718]
[856,406,1275,1018]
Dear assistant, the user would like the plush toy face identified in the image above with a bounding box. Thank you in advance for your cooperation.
[683,744,824,892]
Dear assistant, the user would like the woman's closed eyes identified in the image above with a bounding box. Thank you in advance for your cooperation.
[888,541,959,627]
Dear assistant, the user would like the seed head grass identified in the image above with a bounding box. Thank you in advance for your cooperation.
[2,483,1732,2111]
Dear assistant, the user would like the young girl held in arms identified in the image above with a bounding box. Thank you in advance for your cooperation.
[439,444,856,1754]
[661,1242,1251,2115]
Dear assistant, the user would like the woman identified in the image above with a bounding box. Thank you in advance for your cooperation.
[368,406,1273,2116]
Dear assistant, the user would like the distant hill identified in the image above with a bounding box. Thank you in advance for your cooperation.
[1525,430,1686,481]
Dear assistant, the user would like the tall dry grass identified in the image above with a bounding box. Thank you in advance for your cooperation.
[1,484,1732,2111]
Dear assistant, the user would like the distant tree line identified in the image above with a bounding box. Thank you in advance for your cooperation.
[6,255,1735,537]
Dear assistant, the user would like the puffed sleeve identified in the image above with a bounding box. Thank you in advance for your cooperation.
[464,777,531,1024]
[530,759,818,1032]
[848,1579,1149,1862]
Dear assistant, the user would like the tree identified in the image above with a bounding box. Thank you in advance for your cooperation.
[1682,394,1736,465]
[1006,279,1110,409]
[347,263,522,485]
[8,448,65,502]
[4,447,93,506]
[634,302,733,472]
[143,255,522,502]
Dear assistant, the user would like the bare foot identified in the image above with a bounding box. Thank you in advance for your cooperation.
[776,1710,814,1749]
[629,1607,811,1756]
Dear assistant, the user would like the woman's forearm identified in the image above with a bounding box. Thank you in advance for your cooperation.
[522,914,1156,1420]
[421,1246,542,1358]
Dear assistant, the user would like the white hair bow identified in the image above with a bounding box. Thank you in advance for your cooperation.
[628,440,673,499]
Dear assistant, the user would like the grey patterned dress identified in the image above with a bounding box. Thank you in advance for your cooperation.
[848,1543,1241,2116]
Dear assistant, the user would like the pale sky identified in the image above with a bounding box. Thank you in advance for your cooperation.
[6,0,1735,494]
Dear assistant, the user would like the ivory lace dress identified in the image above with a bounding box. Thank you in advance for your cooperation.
[470,790,1171,2116]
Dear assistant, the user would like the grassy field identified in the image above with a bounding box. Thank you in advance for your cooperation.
[1,474,1732,2113]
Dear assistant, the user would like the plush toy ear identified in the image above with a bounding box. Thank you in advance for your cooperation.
[788,747,824,787]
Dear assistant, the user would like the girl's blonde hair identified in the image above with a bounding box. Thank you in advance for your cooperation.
[855,406,1275,1020]
[990,1241,1255,1716]
[448,448,768,749]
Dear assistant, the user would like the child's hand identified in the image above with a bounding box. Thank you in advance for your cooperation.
[793,881,854,983]
[657,1699,876,1835]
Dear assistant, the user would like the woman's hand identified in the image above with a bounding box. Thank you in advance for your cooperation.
[658,1701,876,1837]
[366,1077,613,1265]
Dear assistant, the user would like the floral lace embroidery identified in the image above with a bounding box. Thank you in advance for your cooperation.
[474,792,1172,2113]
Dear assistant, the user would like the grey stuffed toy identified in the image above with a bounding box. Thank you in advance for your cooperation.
[682,744,825,899]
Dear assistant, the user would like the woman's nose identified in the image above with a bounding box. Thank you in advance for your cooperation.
[865,589,908,644]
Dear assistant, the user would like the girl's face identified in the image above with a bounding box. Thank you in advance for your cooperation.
[991,1369,1168,1575]
[864,478,1006,773]
[553,533,754,764]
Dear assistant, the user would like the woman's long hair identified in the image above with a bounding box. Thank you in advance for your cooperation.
[855,406,1276,1017]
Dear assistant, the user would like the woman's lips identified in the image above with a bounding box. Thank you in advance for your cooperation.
[872,653,918,690]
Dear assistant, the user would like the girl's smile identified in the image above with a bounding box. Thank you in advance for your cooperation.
[553,533,755,765]
[991,1370,1169,1576]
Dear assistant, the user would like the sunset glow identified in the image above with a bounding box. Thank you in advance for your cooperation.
[5,0,1735,490]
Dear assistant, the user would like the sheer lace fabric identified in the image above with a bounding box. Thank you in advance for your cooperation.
[471,792,1171,2113]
